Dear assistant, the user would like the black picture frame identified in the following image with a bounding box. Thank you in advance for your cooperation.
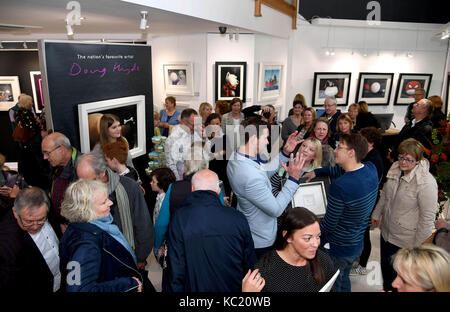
[312,72,351,107]
[394,73,432,105]
[215,61,247,102]
[355,72,394,105]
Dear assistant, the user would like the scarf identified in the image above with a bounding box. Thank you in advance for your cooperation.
[106,167,135,252]
[90,214,137,264]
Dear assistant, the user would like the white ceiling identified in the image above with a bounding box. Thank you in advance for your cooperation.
[0,0,248,40]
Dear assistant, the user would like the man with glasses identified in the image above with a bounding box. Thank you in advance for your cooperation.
[404,88,425,125]
[320,97,341,138]
[0,187,62,292]
[390,98,433,161]
[304,134,379,292]
[41,132,81,231]
[165,108,203,180]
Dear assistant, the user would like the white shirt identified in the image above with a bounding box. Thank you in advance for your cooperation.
[29,221,61,292]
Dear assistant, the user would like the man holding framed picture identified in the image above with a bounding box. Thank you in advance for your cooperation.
[303,134,378,292]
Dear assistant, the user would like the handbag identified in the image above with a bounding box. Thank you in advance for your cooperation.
[12,122,33,142]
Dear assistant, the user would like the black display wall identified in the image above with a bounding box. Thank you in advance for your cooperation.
[39,41,154,197]
[0,51,40,162]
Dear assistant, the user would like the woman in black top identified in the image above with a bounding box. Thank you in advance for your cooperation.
[243,207,336,292]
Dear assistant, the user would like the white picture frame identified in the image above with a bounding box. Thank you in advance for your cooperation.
[291,181,328,217]
[258,63,283,101]
[163,62,194,96]
[29,71,44,113]
[0,76,21,111]
[78,95,146,158]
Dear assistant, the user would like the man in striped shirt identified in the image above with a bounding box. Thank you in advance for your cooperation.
[304,133,378,292]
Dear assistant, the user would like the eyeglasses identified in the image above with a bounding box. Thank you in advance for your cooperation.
[19,215,47,228]
[398,156,416,164]
[43,145,61,157]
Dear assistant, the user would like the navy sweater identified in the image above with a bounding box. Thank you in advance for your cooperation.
[315,162,379,257]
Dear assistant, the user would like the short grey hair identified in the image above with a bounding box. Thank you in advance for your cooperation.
[53,133,72,150]
[76,152,107,177]
[61,179,108,223]
[325,97,337,105]
[13,187,50,217]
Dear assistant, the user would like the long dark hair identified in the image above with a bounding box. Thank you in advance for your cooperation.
[274,207,324,285]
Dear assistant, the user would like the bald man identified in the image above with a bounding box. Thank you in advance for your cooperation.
[165,169,256,292]
[41,132,81,227]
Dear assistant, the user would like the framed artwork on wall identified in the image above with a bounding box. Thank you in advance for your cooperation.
[78,95,146,158]
[29,71,44,113]
[355,72,394,105]
[312,72,351,107]
[394,73,432,105]
[258,63,283,101]
[0,76,21,111]
[215,61,247,102]
[163,62,194,96]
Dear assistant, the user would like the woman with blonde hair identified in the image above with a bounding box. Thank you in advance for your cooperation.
[199,102,213,124]
[334,113,356,144]
[371,138,438,291]
[347,103,359,127]
[59,179,143,292]
[392,244,450,292]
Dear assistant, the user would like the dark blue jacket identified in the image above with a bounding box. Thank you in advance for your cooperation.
[60,222,141,292]
[165,190,256,292]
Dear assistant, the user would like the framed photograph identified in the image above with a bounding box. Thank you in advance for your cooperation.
[78,95,146,158]
[291,180,328,217]
[355,73,394,105]
[163,62,194,96]
[215,61,247,102]
[29,71,45,113]
[394,73,432,105]
[312,72,351,107]
[258,63,283,101]
[0,76,21,111]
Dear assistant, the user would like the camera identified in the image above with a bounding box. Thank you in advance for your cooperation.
[263,111,271,119]
[219,26,227,34]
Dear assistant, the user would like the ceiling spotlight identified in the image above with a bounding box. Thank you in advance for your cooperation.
[329,48,335,56]
[234,28,239,41]
[0,41,3,49]
[363,51,368,57]
[23,42,27,49]
[441,31,449,40]
[139,11,148,30]
[407,51,414,58]
[325,49,330,56]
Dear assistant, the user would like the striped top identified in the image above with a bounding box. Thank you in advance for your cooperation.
[315,162,379,257]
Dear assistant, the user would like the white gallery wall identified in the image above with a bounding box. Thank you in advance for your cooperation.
[288,22,449,129]
[151,32,290,115]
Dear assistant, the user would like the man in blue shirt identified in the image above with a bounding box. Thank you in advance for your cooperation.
[227,117,305,259]
[304,133,379,292]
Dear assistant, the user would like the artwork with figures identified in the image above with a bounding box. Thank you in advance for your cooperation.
[78,95,146,158]
[312,72,351,106]
[258,63,283,101]
[0,76,21,111]
[394,73,433,105]
[163,63,194,96]
[355,73,394,105]
[291,181,328,217]
[30,71,45,113]
[215,61,247,102]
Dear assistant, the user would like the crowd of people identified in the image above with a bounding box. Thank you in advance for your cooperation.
[0,91,449,293]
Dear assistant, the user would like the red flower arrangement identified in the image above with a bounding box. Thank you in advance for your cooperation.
[424,116,450,219]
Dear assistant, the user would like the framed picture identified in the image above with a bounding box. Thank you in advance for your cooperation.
[355,73,394,105]
[215,61,247,102]
[312,72,351,107]
[394,73,432,105]
[78,95,146,158]
[291,180,328,217]
[29,71,45,113]
[163,62,194,96]
[258,63,283,101]
[0,76,21,111]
